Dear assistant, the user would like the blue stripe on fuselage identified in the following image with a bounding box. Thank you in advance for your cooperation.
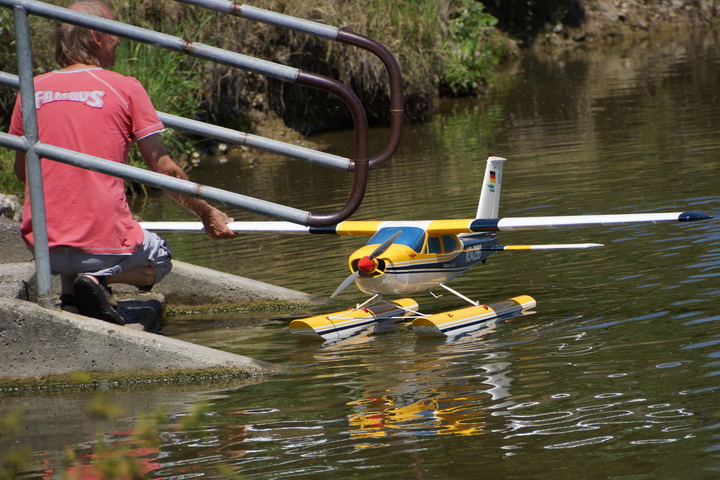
[386,233,498,275]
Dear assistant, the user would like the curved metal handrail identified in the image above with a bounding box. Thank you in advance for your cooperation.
[336,30,404,171]
[296,72,369,225]
[177,0,405,170]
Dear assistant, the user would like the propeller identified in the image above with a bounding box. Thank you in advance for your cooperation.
[331,230,402,298]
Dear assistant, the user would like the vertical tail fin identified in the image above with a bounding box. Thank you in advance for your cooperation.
[476,155,506,219]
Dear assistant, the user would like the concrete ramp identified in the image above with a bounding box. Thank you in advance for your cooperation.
[0,297,277,381]
[115,259,325,308]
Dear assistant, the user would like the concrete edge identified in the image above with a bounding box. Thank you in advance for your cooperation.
[114,259,327,309]
[0,297,278,383]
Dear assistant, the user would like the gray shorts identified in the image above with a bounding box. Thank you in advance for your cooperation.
[50,229,172,284]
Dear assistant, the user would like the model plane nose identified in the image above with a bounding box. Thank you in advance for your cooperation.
[358,256,377,273]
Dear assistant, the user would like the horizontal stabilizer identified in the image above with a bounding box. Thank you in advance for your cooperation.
[468,211,713,232]
[487,243,604,250]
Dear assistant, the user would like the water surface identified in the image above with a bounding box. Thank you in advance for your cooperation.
[6,32,720,479]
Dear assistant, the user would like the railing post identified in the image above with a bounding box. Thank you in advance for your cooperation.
[14,6,54,309]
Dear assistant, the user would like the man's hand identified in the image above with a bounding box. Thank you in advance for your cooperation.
[200,207,237,239]
[138,135,237,240]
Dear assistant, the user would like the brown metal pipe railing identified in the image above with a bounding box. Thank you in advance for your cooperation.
[184,0,406,171]
[336,30,404,171]
[296,72,369,225]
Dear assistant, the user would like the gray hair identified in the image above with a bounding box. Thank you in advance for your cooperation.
[55,1,114,68]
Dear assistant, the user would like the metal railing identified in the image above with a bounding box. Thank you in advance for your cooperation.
[174,0,405,170]
[0,0,404,308]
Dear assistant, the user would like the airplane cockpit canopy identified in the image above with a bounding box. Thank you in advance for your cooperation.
[368,227,425,253]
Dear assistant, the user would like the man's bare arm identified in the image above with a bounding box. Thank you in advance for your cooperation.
[137,134,237,239]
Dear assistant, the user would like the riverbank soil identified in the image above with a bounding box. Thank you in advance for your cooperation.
[523,0,719,48]
[249,0,720,138]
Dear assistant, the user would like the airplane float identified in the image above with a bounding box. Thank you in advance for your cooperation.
[141,155,712,342]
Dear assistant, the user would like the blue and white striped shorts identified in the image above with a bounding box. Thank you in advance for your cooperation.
[49,229,172,284]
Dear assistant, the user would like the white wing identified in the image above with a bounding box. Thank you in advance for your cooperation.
[140,211,712,235]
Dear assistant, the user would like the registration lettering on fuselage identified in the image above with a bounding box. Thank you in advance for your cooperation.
[465,247,484,262]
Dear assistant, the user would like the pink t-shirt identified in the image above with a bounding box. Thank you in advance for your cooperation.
[10,68,164,254]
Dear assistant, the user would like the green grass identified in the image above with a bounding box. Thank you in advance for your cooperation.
[0,148,23,200]
[0,0,517,171]
[113,41,204,168]
[111,4,211,165]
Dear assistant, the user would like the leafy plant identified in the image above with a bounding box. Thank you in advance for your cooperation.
[0,410,32,480]
[0,149,23,202]
[439,0,511,96]
[111,14,209,168]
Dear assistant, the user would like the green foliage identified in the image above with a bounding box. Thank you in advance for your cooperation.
[0,409,22,438]
[0,447,32,480]
[0,410,32,480]
[85,393,126,421]
[131,409,166,449]
[0,8,17,132]
[113,41,204,166]
[216,463,251,479]
[110,5,212,167]
[60,399,213,478]
[86,442,145,480]
[0,149,23,201]
[0,390,248,478]
[440,0,510,96]
[178,399,211,433]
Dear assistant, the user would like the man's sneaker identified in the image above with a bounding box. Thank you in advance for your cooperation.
[73,275,125,326]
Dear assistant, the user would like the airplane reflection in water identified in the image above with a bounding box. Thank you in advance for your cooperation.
[293,322,518,440]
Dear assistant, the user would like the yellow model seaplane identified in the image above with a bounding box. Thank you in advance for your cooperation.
[141,155,712,341]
